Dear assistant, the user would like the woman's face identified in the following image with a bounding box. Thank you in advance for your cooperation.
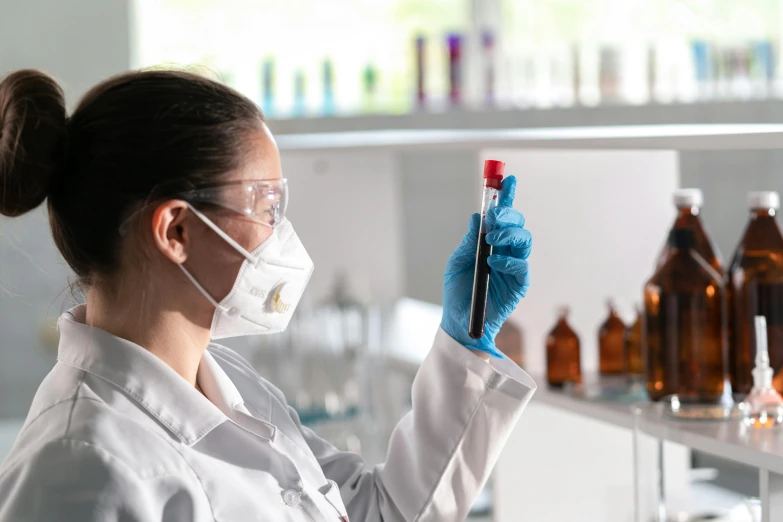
[182,123,282,303]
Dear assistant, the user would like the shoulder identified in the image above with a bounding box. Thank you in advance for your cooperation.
[0,437,150,520]
[5,377,192,483]
[1,404,203,520]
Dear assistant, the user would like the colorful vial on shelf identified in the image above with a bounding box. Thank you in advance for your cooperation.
[546,307,582,388]
[657,188,723,274]
[728,192,783,396]
[625,306,645,382]
[691,40,712,99]
[482,30,496,106]
[261,58,275,117]
[645,228,728,403]
[598,299,626,375]
[362,64,378,113]
[572,44,581,105]
[599,46,620,104]
[647,45,657,102]
[322,59,335,116]
[292,70,306,118]
[415,35,426,108]
[447,33,463,107]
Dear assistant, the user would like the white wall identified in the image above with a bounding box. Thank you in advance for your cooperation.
[0,0,131,106]
[279,151,405,305]
[0,0,132,418]
[482,149,679,375]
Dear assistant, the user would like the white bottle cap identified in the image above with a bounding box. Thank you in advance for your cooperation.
[673,188,703,208]
[747,191,780,210]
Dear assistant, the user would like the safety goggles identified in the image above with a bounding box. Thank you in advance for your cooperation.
[119,178,288,235]
[178,178,288,228]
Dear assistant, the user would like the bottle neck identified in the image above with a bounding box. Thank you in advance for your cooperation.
[750,208,776,219]
[676,205,700,218]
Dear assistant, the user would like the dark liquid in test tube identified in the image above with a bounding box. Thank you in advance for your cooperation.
[469,232,493,339]
[468,160,505,340]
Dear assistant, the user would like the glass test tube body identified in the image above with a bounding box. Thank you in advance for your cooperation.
[469,186,499,339]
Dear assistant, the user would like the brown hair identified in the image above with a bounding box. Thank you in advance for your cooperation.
[0,69,264,284]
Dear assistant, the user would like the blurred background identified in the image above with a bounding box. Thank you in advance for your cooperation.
[5,1,783,520]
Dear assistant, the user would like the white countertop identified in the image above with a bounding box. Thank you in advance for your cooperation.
[533,380,783,474]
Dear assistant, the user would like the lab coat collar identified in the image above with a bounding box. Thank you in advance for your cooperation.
[197,349,246,413]
[56,305,227,445]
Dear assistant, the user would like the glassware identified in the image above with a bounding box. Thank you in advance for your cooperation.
[447,33,463,107]
[414,35,426,108]
[469,160,505,339]
[644,228,728,404]
[743,497,762,522]
[598,299,626,376]
[546,307,582,388]
[739,316,783,428]
[495,321,524,367]
[728,192,783,396]
[657,188,723,274]
[625,305,644,382]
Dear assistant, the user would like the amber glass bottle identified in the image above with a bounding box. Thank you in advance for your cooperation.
[496,321,524,367]
[645,228,728,403]
[598,300,626,375]
[625,306,644,381]
[728,192,783,396]
[546,308,582,388]
[657,188,723,274]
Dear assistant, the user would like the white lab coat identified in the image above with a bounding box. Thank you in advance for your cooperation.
[0,306,535,521]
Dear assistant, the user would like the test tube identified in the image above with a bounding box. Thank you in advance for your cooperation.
[447,33,463,107]
[261,59,275,117]
[415,35,426,108]
[468,159,505,340]
[482,30,496,106]
[322,59,335,116]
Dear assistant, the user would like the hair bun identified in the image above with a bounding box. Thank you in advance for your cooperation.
[0,69,67,217]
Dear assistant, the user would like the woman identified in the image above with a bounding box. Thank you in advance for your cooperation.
[0,69,534,521]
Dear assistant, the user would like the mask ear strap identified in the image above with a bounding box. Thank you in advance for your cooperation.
[178,264,226,311]
[186,203,256,263]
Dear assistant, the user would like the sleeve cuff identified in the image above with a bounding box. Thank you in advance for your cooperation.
[433,327,537,401]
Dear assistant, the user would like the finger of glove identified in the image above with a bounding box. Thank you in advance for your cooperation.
[485,206,526,230]
[488,255,530,286]
[461,213,481,245]
[485,228,532,259]
[497,175,516,208]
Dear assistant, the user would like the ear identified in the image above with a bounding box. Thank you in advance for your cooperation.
[150,200,191,264]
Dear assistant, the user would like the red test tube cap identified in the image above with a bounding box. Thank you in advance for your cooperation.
[483,159,505,190]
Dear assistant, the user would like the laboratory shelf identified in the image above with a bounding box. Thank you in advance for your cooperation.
[636,405,783,476]
[532,381,783,475]
[531,379,637,429]
[268,99,783,136]
[275,123,783,153]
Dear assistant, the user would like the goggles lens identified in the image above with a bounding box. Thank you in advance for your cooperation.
[182,178,288,228]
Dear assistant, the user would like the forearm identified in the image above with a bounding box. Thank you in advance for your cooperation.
[367,328,536,521]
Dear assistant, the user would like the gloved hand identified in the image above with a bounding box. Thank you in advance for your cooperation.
[440,176,532,358]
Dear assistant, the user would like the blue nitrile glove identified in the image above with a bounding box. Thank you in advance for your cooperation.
[440,176,532,357]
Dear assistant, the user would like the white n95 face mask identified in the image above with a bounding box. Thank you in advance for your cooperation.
[179,203,314,339]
